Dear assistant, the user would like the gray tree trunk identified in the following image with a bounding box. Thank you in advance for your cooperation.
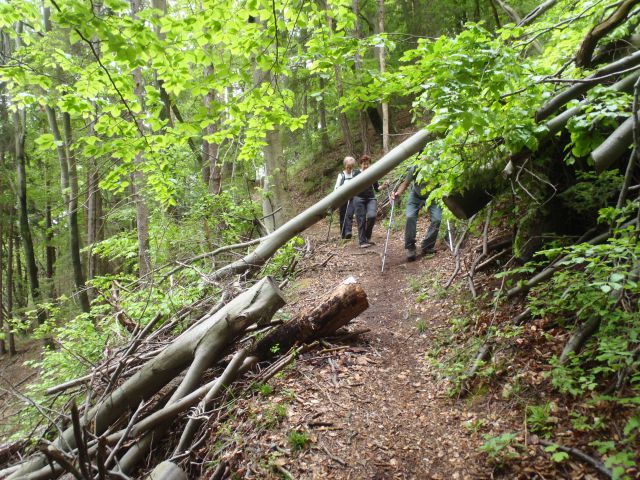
[131,0,153,279]
[211,129,432,281]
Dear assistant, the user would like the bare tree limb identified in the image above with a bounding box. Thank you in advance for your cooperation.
[576,0,640,68]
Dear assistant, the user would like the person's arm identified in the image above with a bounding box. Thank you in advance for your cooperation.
[391,178,410,201]
[334,173,343,191]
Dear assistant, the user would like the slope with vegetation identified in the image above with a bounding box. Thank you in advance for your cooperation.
[0,0,639,477]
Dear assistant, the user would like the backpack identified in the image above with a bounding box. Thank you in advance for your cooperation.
[340,169,360,186]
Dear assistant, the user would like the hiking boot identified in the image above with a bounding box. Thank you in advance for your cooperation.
[342,233,352,240]
[406,248,416,262]
[421,248,435,256]
[366,239,376,246]
[360,242,372,248]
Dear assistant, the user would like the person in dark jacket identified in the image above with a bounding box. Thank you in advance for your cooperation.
[354,155,387,248]
[391,165,442,261]
[334,156,358,239]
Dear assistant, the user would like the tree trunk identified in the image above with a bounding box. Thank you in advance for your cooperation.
[86,107,103,287]
[62,113,90,312]
[5,211,16,354]
[0,215,5,355]
[131,0,153,279]
[318,76,330,151]
[352,0,371,155]
[44,197,56,298]
[323,3,353,154]
[334,66,354,155]
[211,129,433,281]
[203,65,222,194]
[251,277,368,360]
[14,107,42,318]
[262,123,288,232]
[378,0,389,154]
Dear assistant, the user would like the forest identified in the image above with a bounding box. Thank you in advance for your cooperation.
[0,0,639,478]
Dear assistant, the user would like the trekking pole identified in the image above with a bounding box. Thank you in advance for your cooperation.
[447,220,454,252]
[381,190,396,273]
[340,198,352,239]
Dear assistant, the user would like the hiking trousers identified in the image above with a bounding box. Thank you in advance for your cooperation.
[405,189,442,251]
[339,199,355,238]
[354,196,377,244]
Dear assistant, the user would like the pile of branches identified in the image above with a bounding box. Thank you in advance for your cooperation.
[0,276,368,480]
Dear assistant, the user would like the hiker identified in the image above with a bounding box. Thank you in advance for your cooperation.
[391,165,442,261]
[354,155,388,248]
[334,156,358,239]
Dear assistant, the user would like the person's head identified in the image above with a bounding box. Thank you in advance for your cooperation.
[359,154,372,170]
[343,156,356,173]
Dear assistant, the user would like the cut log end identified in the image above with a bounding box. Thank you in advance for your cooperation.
[251,279,369,360]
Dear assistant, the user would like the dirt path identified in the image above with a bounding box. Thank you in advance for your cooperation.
[222,218,496,479]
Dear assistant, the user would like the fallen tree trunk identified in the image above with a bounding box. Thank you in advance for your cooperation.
[506,220,637,298]
[8,276,285,479]
[591,112,638,173]
[209,129,433,282]
[545,70,640,137]
[250,276,369,361]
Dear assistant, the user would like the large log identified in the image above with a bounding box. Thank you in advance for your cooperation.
[8,277,285,480]
[210,130,433,281]
[251,276,369,361]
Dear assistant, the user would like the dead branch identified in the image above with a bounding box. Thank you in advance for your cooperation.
[174,349,249,455]
[545,70,640,137]
[559,316,602,363]
[468,207,492,298]
[538,440,612,477]
[161,237,265,280]
[576,0,640,68]
[506,221,637,298]
[459,343,493,396]
[517,0,558,26]
[445,220,472,289]
[536,50,640,122]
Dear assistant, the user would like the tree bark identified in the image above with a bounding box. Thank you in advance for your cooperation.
[44,197,56,298]
[86,113,103,286]
[536,50,640,122]
[378,0,389,154]
[0,215,5,355]
[591,112,637,173]
[131,0,153,279]
[203,65,222,194]
[318,76,330,151]
[6,209,16,354]
[62,113,90,312]
[251,277,368,360]
[352,0,371,155]
[323,2,354,154]
[517,0,557,27]
[14,106,42,318]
